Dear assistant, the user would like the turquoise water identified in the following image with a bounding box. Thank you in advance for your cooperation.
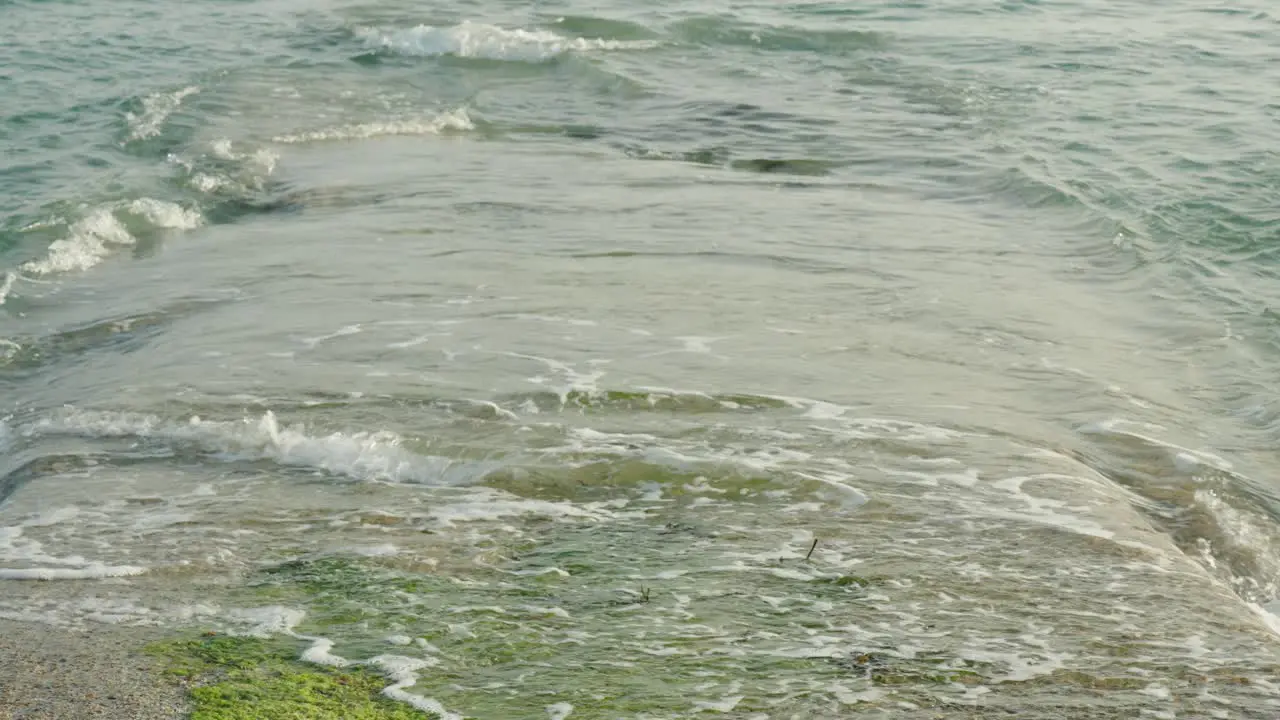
[4,0,1280,716]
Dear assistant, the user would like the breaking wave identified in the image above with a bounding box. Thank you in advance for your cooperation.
[272,109,474,144]
[355,21,657,62]
[16,199,202,277]
[16,408,487,486]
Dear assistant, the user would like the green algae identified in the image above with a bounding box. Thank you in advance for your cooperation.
[225,511,1128,717]
[148,634,434,720]
[228,540,897,717]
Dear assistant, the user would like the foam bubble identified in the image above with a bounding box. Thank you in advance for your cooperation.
[126,86,199,141]
[357,22,656,62]
[273,110,474,144]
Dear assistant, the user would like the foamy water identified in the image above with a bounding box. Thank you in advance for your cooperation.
[20,408,485,485]
[271,109,474,145]
[125,86,200,142]
[5,0,1280,716]
[356,22,658,62]
[18,199,201,276]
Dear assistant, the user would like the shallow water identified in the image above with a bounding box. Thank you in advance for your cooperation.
[5,0,1280,717]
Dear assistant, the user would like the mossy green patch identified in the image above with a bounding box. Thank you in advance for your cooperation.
[223,510,988,717]
[147,634,434,720]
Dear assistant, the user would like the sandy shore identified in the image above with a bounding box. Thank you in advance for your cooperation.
[0,620,188,720]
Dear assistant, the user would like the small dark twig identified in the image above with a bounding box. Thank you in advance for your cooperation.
[640,586,651,603]
[804,538,818,562]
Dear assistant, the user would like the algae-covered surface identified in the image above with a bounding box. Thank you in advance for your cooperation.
[149,634,431,720]
[123,440,1280,718]
[7,393,1280,719]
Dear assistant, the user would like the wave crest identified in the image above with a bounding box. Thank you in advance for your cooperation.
[18,199,202,276]
[19,408,486,486]
[272,109,474,145]
[356,21,657,62]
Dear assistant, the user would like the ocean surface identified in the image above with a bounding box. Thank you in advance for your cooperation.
[3,0,1280,716]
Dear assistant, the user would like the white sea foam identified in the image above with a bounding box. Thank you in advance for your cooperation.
[273,109,474,144]
[793,470,869,508]
[22,408,484,485]
[181,139,279,195]
[556,426,813,480]
[1139,684,1172,700]
[0,563,147,581]
[126,85,199,141]
[959,646,1069,683]
[23,507,81,528]
[364,655,459,720]
[1081,418,1234,473]
[0,523,149,582]
[547,702,574,720]
[693,694,744,712]
[189,172,228,192]
[20,199,202,276]
[1247,600,1280,639]
[349,543,401,557]
[426,490,615,528]
[301,637,351,667]
[830,685,887,705]
[227,605,306,637]
[986,473,1116,540]
[357,21,656,62]
[22,207,134,275]
[0,596,221,629]
[126,198,203,230]
[0,271,15,305]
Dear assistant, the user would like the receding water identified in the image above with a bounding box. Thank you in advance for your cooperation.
[4,0,1280,717]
